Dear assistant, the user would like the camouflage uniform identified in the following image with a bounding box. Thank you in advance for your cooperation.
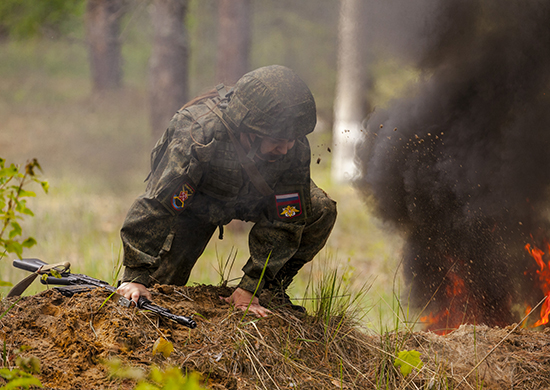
[120,65,337,295]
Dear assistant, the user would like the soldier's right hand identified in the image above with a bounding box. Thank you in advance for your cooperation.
[117,282,152,304]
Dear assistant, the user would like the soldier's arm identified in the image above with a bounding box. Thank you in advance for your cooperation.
[120,113,207,287]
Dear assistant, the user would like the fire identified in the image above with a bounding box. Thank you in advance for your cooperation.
[525,242,550,327]
[420,259,476,335]
[418,240,550,334]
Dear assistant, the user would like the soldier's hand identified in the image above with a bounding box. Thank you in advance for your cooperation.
[222,287,272,318]
[117,282,152,304]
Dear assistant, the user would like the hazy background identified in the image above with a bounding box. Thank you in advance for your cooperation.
[0,0,432,329]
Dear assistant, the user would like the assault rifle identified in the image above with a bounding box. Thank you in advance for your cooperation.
[10,258,197,329]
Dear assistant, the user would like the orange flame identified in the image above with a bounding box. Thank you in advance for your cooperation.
[420,260,474,335]
[525,242,550,327]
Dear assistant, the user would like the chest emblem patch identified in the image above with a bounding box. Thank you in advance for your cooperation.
[276,192,302,219]
[172,183,195,210]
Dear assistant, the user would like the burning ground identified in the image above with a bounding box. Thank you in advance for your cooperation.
[2,285,550,389]
[355,0,550,332]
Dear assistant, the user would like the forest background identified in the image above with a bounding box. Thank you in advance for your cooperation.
[0,0,414,330]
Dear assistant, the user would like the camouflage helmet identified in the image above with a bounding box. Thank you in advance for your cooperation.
[222,65,317,139]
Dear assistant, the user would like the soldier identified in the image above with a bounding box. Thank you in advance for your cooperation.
[117,65,337,317]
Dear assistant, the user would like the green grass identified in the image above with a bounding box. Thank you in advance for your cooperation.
[0,37,408,333]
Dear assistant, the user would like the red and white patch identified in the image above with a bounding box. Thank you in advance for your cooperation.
[275,192,302,219]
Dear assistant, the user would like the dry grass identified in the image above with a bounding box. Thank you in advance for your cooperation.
[3,285,550,390]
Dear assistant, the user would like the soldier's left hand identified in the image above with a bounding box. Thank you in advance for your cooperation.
[222,287,272,318]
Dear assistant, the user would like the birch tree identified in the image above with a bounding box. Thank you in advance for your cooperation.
[331,0,370,183]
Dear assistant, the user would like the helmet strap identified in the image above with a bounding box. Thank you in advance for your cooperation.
[246,134,262,160]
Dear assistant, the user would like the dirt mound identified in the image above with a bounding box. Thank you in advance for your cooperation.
[2,285,550,389]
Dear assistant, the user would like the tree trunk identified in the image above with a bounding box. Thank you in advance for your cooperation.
[85,0,124,92]
[331,0,370,183]
[149,0,188,139]
[216,0,251,85]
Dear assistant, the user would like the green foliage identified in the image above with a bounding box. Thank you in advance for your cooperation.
[135,368,205,390]
[0,0,84,39]
[0,344,42,390]
[0,158,48,260]
[394,349,423,377]
[105,359,207,390]
[308,261,371,329]
[0,368,42,390]
[105,359,146,382]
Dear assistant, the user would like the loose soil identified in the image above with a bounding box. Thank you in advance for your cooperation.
[1,285,550,389]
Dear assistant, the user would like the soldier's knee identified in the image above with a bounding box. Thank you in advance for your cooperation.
[310,187,337,228]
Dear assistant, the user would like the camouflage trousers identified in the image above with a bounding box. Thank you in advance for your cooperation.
[149,183,337,293]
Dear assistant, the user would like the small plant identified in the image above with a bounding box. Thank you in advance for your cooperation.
[394,349,423,377]
[0,344,42,390]
[0,367,42,390]
[134,367,205,390]
[0,158,48,260]
[303,259,372,364]
[214,247,237,287]
[105,359,207,390]
[307,262,371,335]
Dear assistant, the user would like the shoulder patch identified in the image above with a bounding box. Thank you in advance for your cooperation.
[171,183,195,211]
[275,192,302,219]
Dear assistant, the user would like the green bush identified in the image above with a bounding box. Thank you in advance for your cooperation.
[0,158,48,261]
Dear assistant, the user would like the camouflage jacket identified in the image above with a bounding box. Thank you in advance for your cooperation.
[121,99,312,292]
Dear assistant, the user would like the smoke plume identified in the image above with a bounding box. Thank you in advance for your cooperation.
[355,0,550,330]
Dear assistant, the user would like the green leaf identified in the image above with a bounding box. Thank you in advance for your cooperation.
[15,200,34,217]
[394,349,424,377]
[21,237,37,248]
[0,281,13,287]
[0,368,18,381]
[16,355,41,374]
[149,366,164,384]
[49,269,62,279]
[104,358,145,381]
[40,180,49,194]
[16,189,36,198]
[1,375,43,389]
[0,166,19,179]
[8,222,22,238]
[0,367,42,389]
[4,241,23,258]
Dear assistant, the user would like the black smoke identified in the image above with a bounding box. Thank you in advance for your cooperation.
[355,0,550,329]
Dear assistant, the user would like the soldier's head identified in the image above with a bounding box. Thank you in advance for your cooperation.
[223,65,317,141]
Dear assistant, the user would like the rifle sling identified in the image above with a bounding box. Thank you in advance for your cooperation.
[7,261,71,298]
[205,99,274,197]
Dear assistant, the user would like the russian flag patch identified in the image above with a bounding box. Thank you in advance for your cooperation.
[275,192,302,219]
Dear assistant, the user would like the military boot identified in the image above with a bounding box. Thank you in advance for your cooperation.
[264,283,306,313]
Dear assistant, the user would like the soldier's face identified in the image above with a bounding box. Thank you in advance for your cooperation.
[241,133,296,162]
[259,136,296,158]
